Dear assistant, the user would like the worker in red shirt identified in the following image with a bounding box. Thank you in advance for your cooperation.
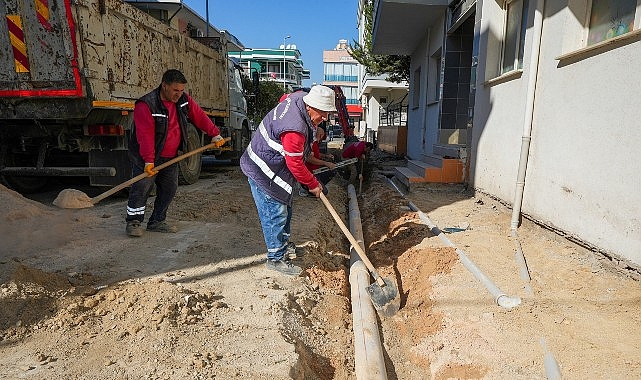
[299,124,336,196]
[241,85,336,275]
[125,69,225,237]
[341,141,373,184]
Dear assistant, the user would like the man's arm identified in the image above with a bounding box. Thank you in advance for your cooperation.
[186,94,221,137]
[306,155,336,169]
[133,102,156,163]
[282,131,320,191]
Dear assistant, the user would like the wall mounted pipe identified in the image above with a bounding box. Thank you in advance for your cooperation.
[510,0,545,231]
[347,184,388,379]
[505,1,562,377]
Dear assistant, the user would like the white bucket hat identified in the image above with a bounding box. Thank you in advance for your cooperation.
[303,85,337,112]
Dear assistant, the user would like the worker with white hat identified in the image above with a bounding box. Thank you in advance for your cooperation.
[240,85,337,276]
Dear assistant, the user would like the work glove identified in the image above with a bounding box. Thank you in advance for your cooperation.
[212,135,225,148]
[144,162,157,177]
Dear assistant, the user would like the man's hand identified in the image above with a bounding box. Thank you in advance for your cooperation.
[144,162,157,176]
[212,135,225,148]
[325,162,337,170]
[309,185,323,198]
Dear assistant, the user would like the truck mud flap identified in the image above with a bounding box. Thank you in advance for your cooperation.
[89,150,130,187]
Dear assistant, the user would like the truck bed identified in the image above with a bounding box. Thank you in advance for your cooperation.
[0,0,229,119]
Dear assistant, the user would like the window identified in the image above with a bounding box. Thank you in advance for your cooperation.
[429,50,442,102]
[412,67,421,109]
[500,0,529,74]
[323,63,358,82]
[588,0,638,45]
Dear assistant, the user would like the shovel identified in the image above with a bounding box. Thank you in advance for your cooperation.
[358,159,364,194]
[53,138,229,209]
[319,192,400,316]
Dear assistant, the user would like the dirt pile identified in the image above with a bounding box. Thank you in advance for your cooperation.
[1,155,640,379]
[0,184,74,255]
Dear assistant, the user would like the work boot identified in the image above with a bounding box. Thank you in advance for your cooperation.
[126,221,144,237]
[146,220,178,233]
[265,258,302,276]
[286,242,303,260]
[298,185,310,197]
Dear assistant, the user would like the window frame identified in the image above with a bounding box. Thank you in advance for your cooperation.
[586,0,641,45]
[557,0,641,61]
[411,67,421,109]
[428,49,442,103]
[499,0,529,75]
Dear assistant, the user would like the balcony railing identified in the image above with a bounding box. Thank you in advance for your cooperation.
[379,103,407,127]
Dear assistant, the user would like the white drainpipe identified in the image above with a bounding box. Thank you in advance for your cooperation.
[510,0,545,231]
[347,185,387,379]
[508,2,562,378]
[408,200,521,309]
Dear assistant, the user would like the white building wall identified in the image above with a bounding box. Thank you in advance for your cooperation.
[472,1,641,265]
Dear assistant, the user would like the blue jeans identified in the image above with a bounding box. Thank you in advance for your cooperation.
[248,178,292,261]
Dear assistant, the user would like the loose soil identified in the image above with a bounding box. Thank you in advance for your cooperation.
[1,149,640,379]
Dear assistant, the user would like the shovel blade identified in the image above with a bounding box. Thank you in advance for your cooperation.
[366,277,400,317]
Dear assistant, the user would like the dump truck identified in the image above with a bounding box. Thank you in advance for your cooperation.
[0,0,250,193]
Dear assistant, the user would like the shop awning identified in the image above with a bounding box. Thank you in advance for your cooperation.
[346,105,362,116]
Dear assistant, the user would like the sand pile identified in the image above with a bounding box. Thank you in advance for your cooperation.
[0,184,72,255]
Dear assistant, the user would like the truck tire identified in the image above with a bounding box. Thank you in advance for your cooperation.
[2,175,48,194]
[1,151,49,193]
[230,123,251,165]
[178,124,202,185]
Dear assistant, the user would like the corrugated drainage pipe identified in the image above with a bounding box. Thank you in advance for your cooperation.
[347,184,388,379]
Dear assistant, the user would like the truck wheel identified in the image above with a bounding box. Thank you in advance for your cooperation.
[1,151,49,193]
[178,124,202,185]
[240,123,251,151]
[230,124,251,165]
[2,175,48,194]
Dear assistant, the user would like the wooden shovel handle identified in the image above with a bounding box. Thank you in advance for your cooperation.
[91,138,229,204]
[319,192,385,287]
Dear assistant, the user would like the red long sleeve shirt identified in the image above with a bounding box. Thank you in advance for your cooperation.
[134,94,220,163]
[305,141,322,171]
[341,141,366,159]
[281,131,319,190]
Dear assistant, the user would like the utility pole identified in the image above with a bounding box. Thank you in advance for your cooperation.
[283,35,290,91]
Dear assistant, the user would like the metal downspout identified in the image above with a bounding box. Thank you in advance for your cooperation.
[347,185,387,379]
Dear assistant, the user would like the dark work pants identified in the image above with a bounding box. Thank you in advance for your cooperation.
[125,156,179,224]
[316,170,335,186]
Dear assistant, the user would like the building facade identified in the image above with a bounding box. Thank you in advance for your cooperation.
[356,0,409,147]
[322,40,362,134]
[126,0,244,51]
[229,46,310,91]
[370,0,641,268]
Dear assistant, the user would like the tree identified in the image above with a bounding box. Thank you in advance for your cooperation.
[242,75,286,126]
[349,0,410,83]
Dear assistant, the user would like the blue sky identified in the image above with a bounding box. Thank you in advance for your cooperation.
[183,0,359,87]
